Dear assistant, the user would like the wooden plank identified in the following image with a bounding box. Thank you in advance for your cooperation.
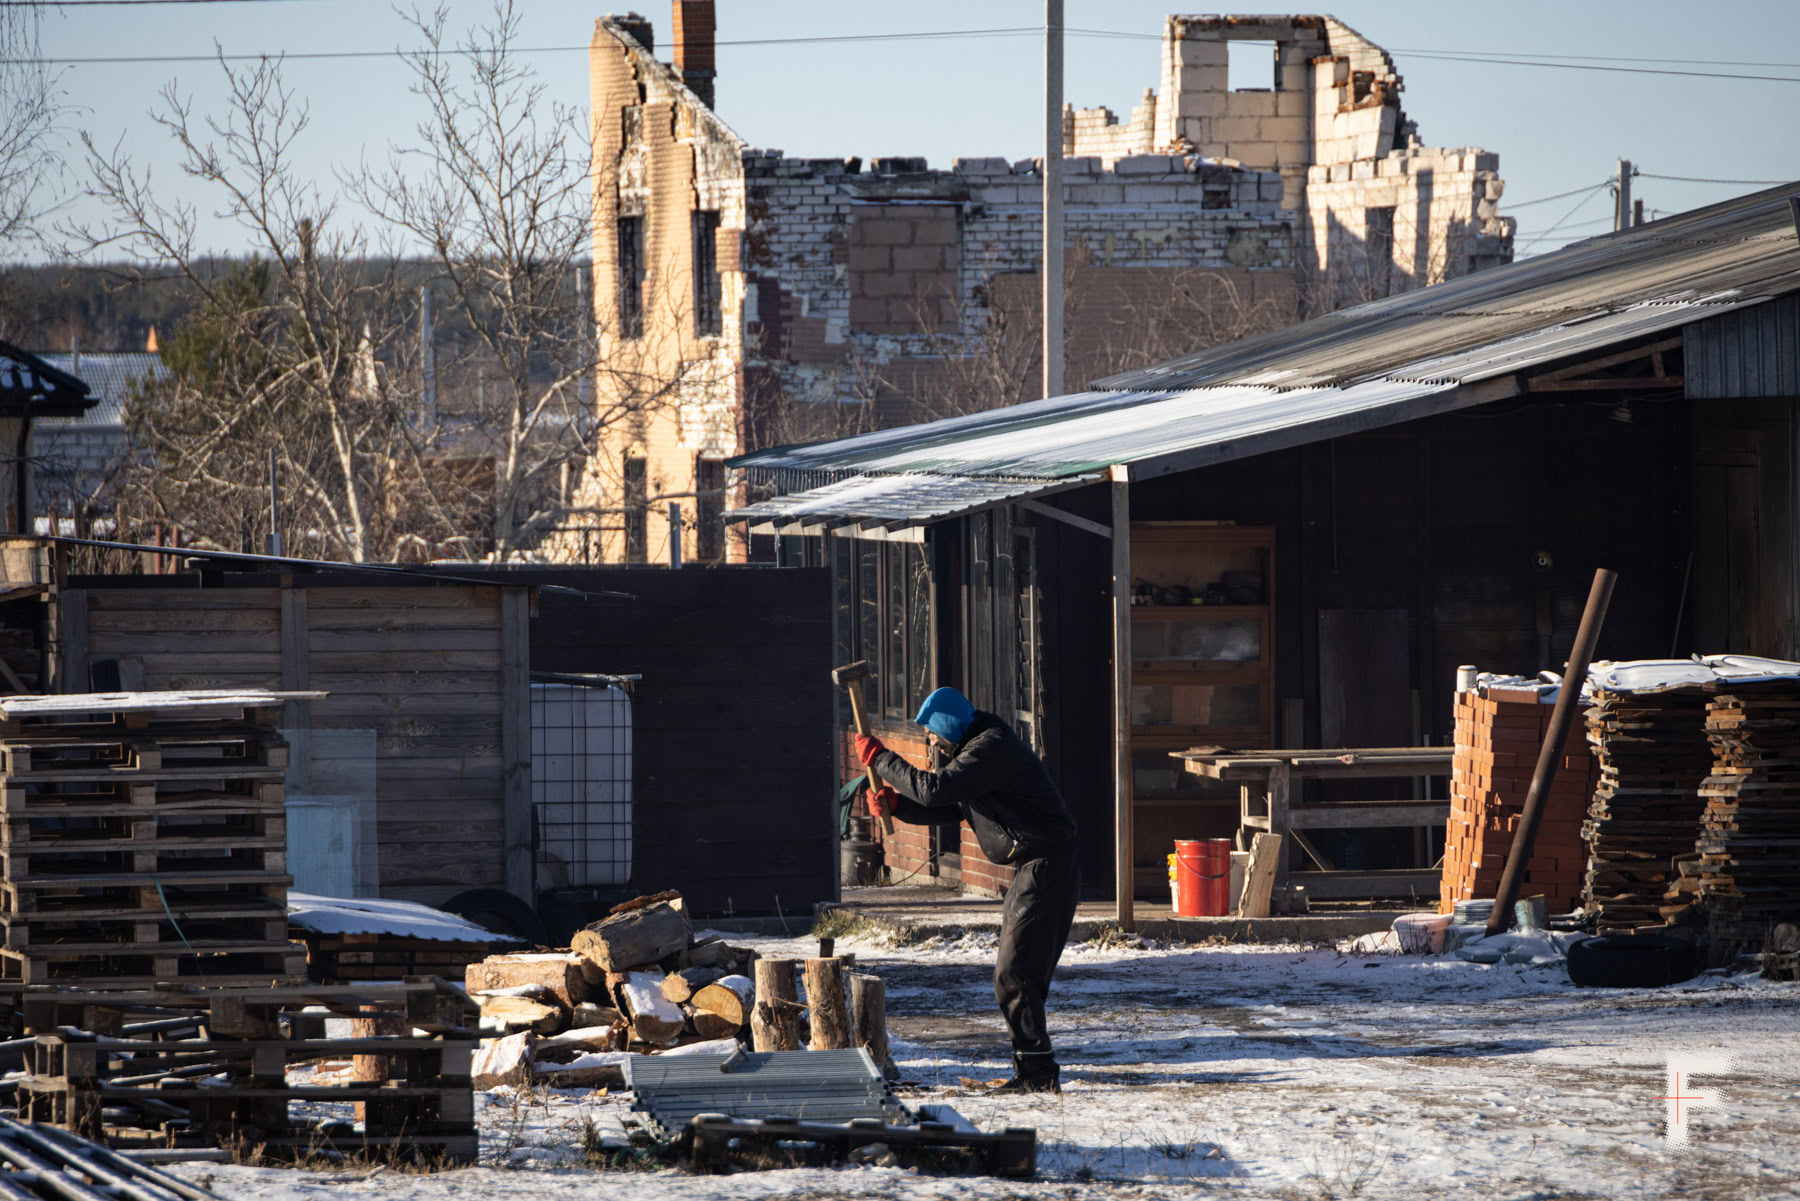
[1284,802,1451,829]
[307,651,500,674]
[86,589,281,611]
[306,586,495,610]
[306,629,503,654]
[1239,832,1281,917]
[79,609,284,632]
[60,588,87,694]
[280,584,310,732]
[500,587,532,903]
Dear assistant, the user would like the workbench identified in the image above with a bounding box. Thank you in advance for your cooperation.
[1173,746,1454,903]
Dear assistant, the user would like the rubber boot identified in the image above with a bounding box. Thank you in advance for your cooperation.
[987,1051,1061,1095]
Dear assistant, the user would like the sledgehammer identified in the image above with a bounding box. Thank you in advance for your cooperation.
[832,659,894,835]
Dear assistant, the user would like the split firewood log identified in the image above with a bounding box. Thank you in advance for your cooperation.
[686,1008,742,1040]
[569,1002,623,1029]
[573,898,691,975]
[619,971,686,1045]
[661,966,725,1004]
[479,995,566,1036]
[472,1031,532,1089]
[691,975,755,1028]
[531,1025,632,1065]
[465,951,590,1007]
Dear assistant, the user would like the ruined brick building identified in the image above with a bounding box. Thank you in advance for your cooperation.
[558,6,1513,565]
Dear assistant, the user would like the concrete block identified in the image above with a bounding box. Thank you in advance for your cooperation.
[1275,90,1310,119]
[1474,151,1499,172]
[857,218,912,246]
[1011,158,1039,175]
[1123,182,1177,204]
[1485,177,1505,201]
[953,156,1011,176]
[1114,154,1176,174]
[1225,141,1278,168]
[978,183,1021,204]
[1070,182,1125,204]
[847,244,890,272]
[1227,90,1280,119]
[914,218,959,245]
[1352,160,1375,180]
[1065,155,1101,176]
[1174,37,1228,70]
[1273,140,1310,168]
[1212,115,1265,142]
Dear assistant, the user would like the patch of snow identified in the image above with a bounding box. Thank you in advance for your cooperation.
[287,894,523,943]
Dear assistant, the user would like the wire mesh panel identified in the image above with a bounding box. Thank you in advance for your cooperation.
[531,684,633,887]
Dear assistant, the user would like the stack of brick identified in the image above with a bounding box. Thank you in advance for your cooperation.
[1581,687,1714,931]
[1440,686,1595,915]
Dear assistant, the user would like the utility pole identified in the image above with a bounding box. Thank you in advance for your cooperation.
[1042,0,1065,400]
[1614,159,1633,232]
[266,447,282,557]
[420,282,436,422]
[1633,198,1644,228]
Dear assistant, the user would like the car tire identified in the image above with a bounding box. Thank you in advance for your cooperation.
[1566,933,1700,988]
[441,888,549,947]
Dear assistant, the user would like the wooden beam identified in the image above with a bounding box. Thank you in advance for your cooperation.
[499,586,533,904]
[59,588,86,694]
[1110,466,1133,932]
[279,579,310,731]
[1017,499,1112,540]
[1526,376,1683,392]
[1529,335,1681,383]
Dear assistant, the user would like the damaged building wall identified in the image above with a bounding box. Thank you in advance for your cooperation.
[1068,13,1513,305]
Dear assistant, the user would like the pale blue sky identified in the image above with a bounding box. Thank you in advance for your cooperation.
[31,0,1800,257]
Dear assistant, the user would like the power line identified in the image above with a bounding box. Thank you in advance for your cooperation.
[1504,181,1615,209]
[1636,173,1794,185]
[1388,47,1800,71]
[1386,50,1800,85]
[1516,183,1611,252]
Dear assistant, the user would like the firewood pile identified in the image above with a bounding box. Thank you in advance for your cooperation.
[467,891,893,1090]
[1695,683,1800,957]
[1582,687,1715,931]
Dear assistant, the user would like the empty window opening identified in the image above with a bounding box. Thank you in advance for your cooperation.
[692,210,722,337]
[1365,206,1396,299]
[623,452,647,563]
[617,216,644,338]
[1227,40,1277,91]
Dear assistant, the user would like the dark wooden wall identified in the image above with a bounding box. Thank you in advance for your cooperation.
[500,566,837,920]
[1692,396,1798,658]
[1037,395,1696,893]
[63,577,530,907]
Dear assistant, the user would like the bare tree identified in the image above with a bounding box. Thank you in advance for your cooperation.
[354,2,685,561]
[68,55,421,561]
[0,4,63,255]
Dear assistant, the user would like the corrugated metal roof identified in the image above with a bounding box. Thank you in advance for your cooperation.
[1683,293,1800,398]
[32,353,166,427]
[728,183,1800,529]
[731,470,1100,534]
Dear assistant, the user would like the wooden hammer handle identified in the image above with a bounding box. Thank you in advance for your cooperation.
[845,682,895,836]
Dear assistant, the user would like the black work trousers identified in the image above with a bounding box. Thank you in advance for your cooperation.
[993,849,1080,1055]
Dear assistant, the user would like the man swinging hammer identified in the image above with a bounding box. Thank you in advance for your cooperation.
[856,686,1080,1093]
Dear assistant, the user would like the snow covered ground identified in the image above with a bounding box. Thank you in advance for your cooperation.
[174,928,1800,1200]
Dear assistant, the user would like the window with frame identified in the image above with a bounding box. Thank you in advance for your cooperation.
[692,210,722,337]
[617,215,645,338]
[832,536,933,721]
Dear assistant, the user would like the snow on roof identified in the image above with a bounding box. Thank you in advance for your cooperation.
[287,893,524,944]
[1587,654,1800,695]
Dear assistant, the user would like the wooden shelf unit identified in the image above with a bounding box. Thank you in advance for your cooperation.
[1128,523,1276,897]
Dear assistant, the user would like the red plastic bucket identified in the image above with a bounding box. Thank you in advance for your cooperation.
[1174,839,1232,916]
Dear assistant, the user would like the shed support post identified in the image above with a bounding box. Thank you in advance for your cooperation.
[1110,466,1133,930]
[500,586,534,903]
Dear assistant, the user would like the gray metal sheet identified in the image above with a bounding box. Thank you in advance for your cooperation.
[624,1049,902,1140]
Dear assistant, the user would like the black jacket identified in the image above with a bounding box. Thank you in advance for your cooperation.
[873,710,1077,865]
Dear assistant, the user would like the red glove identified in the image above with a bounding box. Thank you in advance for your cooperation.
[869,785,897,818]
[855,734,885,766]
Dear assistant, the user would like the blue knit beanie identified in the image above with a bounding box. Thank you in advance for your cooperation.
[915,687,975,743]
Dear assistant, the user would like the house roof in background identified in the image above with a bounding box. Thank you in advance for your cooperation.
[31,352,166,427]
[728,182,1800,532]
[0,341,95,419]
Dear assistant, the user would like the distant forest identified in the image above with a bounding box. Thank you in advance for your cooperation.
[0,258,564,357]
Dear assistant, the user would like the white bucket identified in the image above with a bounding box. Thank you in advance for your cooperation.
[1393,912,1453,954]
[1229,851,1250,913]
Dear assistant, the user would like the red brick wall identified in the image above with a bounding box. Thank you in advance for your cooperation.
[842,726,1018,895]
[1441,688,1594,915]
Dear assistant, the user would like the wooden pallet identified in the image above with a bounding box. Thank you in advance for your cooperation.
[20,1031,476,1165]
[1696,684,1800,955]
[0,943,307,987]
[682,1114,1036,1178]
[0,691,323,738]
[0,729,289,780]
[302,933,495,985]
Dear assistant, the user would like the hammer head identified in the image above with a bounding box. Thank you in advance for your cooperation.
[831,660,870,687]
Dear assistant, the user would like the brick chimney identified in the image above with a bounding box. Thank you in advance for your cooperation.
[672,0,715,109]
[612,12,654,54]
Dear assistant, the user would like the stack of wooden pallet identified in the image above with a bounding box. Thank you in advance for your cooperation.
[16,978,477,1164]
[302,930,501,984]
[0,690,316,990]
[1581,687,1715,931]
[1697,682,1800,956]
